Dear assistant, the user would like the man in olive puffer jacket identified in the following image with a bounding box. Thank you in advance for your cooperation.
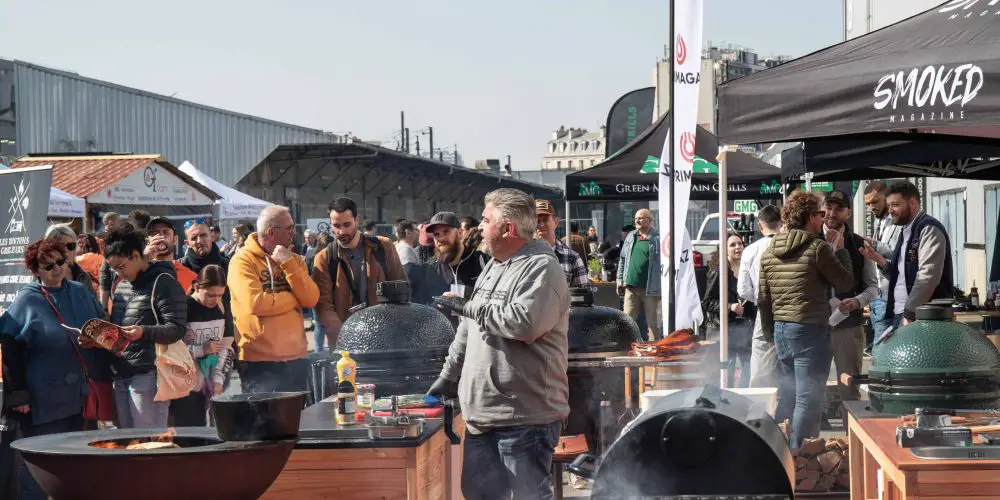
[757,190,854,449]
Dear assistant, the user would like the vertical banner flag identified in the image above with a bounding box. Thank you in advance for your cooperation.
[659,0,704,332]
[0,166,52,315]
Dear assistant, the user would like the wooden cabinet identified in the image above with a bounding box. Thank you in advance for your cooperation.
[848,413,1000,499]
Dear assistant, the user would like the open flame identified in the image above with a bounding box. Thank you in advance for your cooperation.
[90,428,178,450]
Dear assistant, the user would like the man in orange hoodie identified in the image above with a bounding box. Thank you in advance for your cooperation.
[229,206,319,393]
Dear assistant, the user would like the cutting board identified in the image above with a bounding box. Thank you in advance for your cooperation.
[354,407,444,420]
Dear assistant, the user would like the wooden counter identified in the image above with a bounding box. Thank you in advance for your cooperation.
[263,402,465,500]
[847,412,1000,499]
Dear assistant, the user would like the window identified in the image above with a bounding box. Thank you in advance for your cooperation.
[583,142,589,151]
[590,159,596,166]
[545,161,552,169]
[549,143,556,153]
[932,190,966,291]
[568,160,574,169]
[572,142,578,152]
[594,141,601,150]
[557,160,562,169]
[561,143,567,153]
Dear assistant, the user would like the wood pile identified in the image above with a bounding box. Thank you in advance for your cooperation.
[793,437,850,492]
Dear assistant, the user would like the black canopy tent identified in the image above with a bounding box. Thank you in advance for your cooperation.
[566,112,784,203]
[715,1,1000,287]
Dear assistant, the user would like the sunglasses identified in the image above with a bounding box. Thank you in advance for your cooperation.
[40,258,66,271]
[184,218,207,229]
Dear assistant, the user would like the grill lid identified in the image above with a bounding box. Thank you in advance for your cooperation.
[871,304,1000,380]
[337,281,455,352]
[568,287,641,353]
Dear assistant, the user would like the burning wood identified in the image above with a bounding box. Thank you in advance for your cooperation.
[90,428,179,450]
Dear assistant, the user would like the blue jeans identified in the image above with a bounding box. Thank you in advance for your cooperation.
[868,297,890,347]
[312,309,326,352]
[462,422,562,500]
[114,370,170,429]
[238,359,310,393]
[773,321,833,449]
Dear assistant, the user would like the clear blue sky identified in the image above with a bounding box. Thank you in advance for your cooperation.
[5,0,841,175]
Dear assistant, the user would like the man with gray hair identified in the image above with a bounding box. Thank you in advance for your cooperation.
[228,205,319,393]
[428,188,570,500]
[617,208,662,340]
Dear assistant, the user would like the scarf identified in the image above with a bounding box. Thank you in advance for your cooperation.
[183,243,225,273]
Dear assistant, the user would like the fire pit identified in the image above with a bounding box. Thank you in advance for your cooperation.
[12,427,295,500]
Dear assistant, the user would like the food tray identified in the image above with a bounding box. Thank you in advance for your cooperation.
[602,356,659,367]
[366,420,424,440]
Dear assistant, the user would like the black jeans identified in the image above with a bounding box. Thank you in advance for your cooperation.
[170,391,207,427]
[462,422,562,500]
[238,359,310,393]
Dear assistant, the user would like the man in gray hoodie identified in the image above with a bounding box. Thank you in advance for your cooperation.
[428,188,570,500]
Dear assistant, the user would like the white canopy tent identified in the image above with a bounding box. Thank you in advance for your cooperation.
[0,163,86,218]
[178,161,272,220]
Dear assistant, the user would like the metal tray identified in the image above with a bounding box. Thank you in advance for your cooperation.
[910,446,1000,460]
[366,420,424,440]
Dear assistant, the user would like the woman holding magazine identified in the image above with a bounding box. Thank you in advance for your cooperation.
[0,238,107,500]
[169,264,235,426]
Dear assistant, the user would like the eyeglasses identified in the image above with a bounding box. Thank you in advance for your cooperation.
[39,258,66,271]
[184,218,207,229]
[110,257,132,272]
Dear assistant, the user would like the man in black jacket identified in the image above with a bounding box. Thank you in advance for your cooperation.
[104,227,188,429]
[412,212,488,306]
[180,221,230,274]
[822,190,878,402]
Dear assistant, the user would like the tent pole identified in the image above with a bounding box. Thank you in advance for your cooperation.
[718,150,729,389]
[666,4,677,335]
[565,200,571,246]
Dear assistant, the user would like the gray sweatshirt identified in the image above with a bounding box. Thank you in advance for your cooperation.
[438,239,570,434]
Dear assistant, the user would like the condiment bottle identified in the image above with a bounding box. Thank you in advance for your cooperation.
[337,350,357,390]
[971,281,980,309]
[335,381,357,425]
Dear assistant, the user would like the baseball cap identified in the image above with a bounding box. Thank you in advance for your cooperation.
[536,199,555,216]
[145,216,175,234]
[823,189,850,208]
[427,212,461,232]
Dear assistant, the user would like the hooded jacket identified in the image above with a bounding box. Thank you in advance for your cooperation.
[757,230,855,341]
[439,240,570,433]
[0,280,106,424]
[114,260,189,378]
[411,243,489,304]
[228,233,319,362]
[312,235,405,347]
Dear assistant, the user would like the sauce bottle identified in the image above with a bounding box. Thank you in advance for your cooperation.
[335,351,358,425]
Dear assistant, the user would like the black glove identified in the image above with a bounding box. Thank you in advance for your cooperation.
[427,377,459,400]
[432,295,469,318]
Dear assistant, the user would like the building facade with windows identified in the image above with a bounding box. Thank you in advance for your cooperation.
[541,125,607,171]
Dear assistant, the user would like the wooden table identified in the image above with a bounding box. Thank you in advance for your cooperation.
[847,412,1000,499]
[262,401,465,500]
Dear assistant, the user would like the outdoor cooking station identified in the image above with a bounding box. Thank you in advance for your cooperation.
[261,399,464,499]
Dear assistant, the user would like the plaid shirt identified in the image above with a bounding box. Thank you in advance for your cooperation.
[553,240,590,288]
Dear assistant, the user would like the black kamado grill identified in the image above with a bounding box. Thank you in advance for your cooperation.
[854,303,1000,414]
[569,385,795,499]
[566,287,642,448]
[333,280,456,398]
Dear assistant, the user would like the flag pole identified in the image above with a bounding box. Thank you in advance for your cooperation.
[718,149,730,388]
[667,0,677,335]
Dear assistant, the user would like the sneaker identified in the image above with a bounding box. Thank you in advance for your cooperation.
[570,474,591,490]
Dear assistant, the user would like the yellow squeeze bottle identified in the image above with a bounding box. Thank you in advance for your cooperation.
[335,351,358,425]
[337,350,357,389]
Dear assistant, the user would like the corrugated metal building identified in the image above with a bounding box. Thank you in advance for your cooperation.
[0,59,343,186]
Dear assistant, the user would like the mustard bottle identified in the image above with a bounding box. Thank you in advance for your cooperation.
[335,351,358,425]
[336,350,357,389]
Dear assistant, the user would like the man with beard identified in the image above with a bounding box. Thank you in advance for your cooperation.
[428,188,569,500]
[535,200,589,288]
[862,181,902,341]
[181,221,230,274]
[145,217,198,291]
[312,197,405,347]
[821,191,878,402]
[229,206,318,392]
[411,212,488,306]
[860,181,953,328]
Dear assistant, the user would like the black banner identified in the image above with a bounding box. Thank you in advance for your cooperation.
[567,174,784,202]
[605,87,655,158]
[0,167,52,315]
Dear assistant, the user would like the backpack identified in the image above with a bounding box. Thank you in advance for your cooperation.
[326,235,390,283]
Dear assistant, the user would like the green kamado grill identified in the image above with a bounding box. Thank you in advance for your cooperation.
[866,304,1000,415]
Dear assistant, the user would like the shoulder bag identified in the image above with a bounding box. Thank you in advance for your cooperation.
[40,287,116,423]
[149,274,199,402]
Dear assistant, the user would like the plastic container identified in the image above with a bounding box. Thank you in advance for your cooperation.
[357,384,376,409]
[337,351,357,390]
[640,387,778,416]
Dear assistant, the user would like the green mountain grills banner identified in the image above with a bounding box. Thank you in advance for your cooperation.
[568,154,783,202]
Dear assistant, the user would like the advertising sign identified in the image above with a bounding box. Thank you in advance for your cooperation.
[87,163,213,206]
[0,166,52,314]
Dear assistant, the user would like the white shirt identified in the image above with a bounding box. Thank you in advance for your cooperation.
[737,234,774,304]
[893,221,915,315]
[873,214,901,297]
[395,241,420,266]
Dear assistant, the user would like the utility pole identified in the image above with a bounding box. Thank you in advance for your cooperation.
[428,127,434,161]
[399,111,405,151]
[404,128,410,154]
[439,151,444,162]
[453,144,458,166]
[415,136,421,157]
